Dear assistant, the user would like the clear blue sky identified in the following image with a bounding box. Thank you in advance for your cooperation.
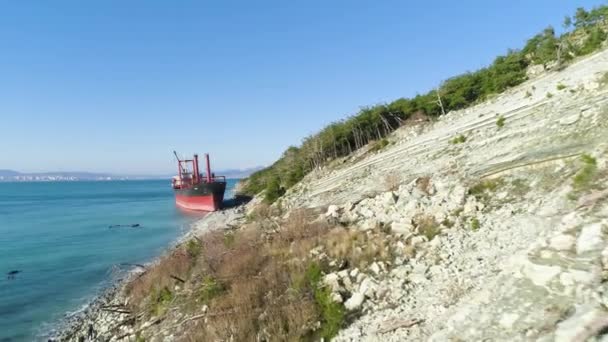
[0,0,604,174]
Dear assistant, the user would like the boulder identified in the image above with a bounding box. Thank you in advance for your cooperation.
[391,221,414,235]
[326,205,340,218]
[549,234,575,251]
[576,223,604,254]
[344,292,365,311]
[379,191,398,206]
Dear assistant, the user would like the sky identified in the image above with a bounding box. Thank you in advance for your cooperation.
[0,0,604,174]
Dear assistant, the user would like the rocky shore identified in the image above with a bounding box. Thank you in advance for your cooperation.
[52,205,248,342]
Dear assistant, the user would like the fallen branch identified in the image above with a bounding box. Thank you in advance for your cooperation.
[376,318,422,334]
[170,274,186,283]
[100,308,131,314]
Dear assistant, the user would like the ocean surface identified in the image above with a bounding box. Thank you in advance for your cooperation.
[0,179,237,341]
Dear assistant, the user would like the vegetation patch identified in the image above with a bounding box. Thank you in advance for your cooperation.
[150,286,173,316]
[470,217,481,231]
[186,239,202,258]
[556,83,567,90]
[496,116,506,128]
[546,92,554,98]
[370,138,390,153]
[384,172,401,192]
[198,276,224,303]
[413,214,440,241]
[450,135,467,145]
[573,154,598,189]
[469,178,504,203]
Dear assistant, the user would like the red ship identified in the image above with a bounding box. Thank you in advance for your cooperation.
[171,151,226,212]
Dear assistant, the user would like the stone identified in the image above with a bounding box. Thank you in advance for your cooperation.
[359,219,378,231]
[359,277,378,297]
[359,207,375,219]
[326,205,340,218]
[323,273,341,293]
[391,221,414,235]
[369,262,381,275]
[331,292,343,303]
[577,222,604,254]
[559,113,580,125]
[499,313,519,329]
[344,292,365,311]
[380,191,398,206]
[522,261,561,287]
[411,236,427,247]
[550,234,575,251]
[554,307,605,342]
[463,198,478,214]
[449,185,467,206]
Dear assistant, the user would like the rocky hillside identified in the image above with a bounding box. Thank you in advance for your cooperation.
[60,49,608,341]
[280,48,608,340]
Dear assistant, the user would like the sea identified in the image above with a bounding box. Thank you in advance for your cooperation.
[0,179,237,341]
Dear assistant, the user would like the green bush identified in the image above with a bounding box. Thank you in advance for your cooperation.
[450,135,467,144]
[496,116,506,128]
[264,175,285,204]
[186,239,201,258]
[471,217,481,231]
[198,276,224,303]
[573,154,597,189]
[150,286,173,316]
[556,83,567,90]
[314,286,345,340]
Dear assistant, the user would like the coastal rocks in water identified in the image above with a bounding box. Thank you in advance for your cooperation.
[108,223,141,229]
[6,270,20,280]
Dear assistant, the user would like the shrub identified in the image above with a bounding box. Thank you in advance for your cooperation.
[264,175,285,204]
[150,286,173,316]
[556,83,567,90]
[186,239,202,258]
[314,286,345,340]
[416,176,432,195]
[469,178,503,203]
[546,92,554,98]
[370,138,390,152]
[198,276,224,303]
[496,116,506,128]
[470,217,481,231]
[573,154,597,190]
[413,214,440,241]
[450,135,467,144]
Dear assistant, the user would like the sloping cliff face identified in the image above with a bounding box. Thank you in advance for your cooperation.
[61,50,608,341]
[278,49,608,341]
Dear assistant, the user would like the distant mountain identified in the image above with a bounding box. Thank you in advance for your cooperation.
[0,169,20,177]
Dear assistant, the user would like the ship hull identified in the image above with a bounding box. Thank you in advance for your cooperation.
[174,182,226,212]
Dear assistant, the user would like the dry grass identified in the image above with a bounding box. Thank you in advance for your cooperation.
[415,176,432,195]
[131,208,384,341]
[384,171,401,191]
[412,213,440,241]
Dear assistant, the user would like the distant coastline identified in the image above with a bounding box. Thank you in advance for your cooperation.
[0,167,263,182]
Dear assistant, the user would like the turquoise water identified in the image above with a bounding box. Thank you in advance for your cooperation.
[0,179,237,341]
